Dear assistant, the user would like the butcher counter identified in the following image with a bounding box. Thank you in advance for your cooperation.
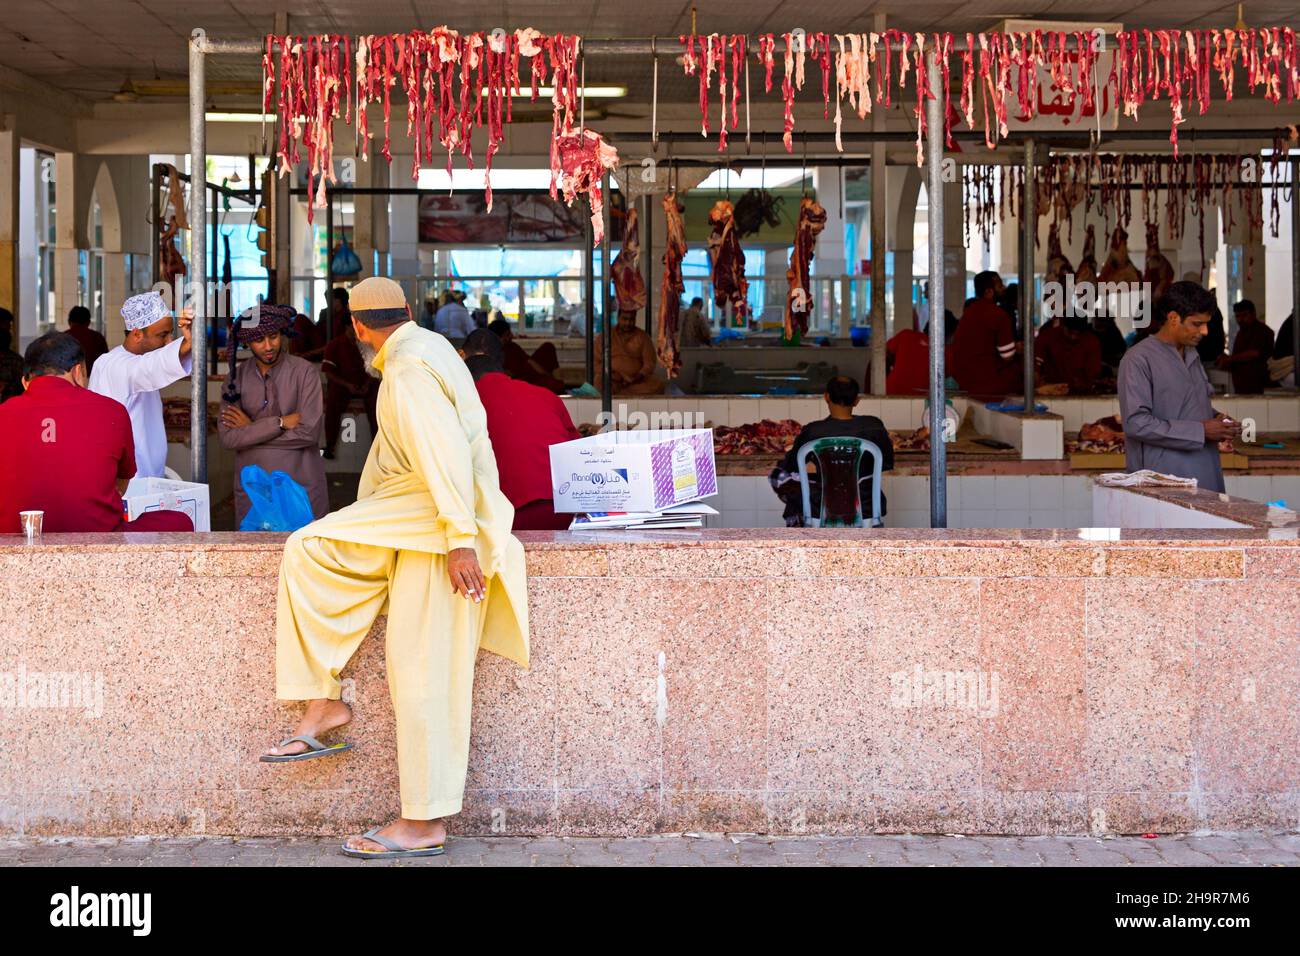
[2,527,1297,838]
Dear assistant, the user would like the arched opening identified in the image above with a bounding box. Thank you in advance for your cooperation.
[84,163,123,331]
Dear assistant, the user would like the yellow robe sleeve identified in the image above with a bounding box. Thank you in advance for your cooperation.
[383,362,480,552]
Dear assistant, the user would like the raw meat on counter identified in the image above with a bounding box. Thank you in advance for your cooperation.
[890,424,931,452]
[712,419,804,456]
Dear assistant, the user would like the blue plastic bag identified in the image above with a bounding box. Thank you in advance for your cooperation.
[239,465,315,532]
[331,238,362,276]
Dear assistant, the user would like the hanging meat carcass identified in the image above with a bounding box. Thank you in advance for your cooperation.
[707,200,749,322]
[1099,226,1142,284]
[1141,222,1176,302]
[784,197,827,339]
[609,207,646,312]
[552,128,619,244]
[1075,224,1099,285]
[657,192,687,377]
[1044,223,1074,288]
[159,216,187,290]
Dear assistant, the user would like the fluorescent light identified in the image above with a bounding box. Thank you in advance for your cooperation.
[502,85,626,99]
[205,112,276,123]
[417,167,554,190]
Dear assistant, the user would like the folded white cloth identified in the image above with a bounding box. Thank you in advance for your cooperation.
[1096,470,1198,489]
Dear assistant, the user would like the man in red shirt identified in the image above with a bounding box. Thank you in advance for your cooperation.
[65,306,109,372]
[950,271,1023,400]
[1035,315,1103,393]
[461,329,579,531]
[0,332,192,533]
[884,327,930,395]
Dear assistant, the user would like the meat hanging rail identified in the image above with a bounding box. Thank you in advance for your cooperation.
[192,29,1300,527]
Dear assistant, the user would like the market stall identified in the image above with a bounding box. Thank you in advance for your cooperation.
[181,22,1300,527]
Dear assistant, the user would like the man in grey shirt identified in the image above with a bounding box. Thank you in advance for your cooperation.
[433,290,475,341]
[1118,281,1241,493]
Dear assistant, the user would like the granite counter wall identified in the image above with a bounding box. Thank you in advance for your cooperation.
[1,529,1298,838]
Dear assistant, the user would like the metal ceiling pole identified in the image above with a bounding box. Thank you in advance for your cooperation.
[600,171,613,421]
[868,14,887,395]
[151,164,162,286]
[1021,138,1036,410]
[189,29,208,485]
[1293,156,1299,385]
[925,53,946,529]
[584,203,594,385]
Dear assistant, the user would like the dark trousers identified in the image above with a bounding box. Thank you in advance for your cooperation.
[324,383,378,453]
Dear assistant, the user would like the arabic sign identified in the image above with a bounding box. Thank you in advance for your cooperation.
[1010,49,1119,131]
[418,193,589,244]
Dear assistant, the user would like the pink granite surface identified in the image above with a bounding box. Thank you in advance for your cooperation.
[1,529,1298,837]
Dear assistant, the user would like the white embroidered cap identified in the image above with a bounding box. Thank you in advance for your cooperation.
[121,292,170,331]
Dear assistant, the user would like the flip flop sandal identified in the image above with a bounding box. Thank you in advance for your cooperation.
[341,827,446,860]
[259,733,354,763]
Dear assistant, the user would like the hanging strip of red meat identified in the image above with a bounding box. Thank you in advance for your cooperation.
[783,197,827,338]
[553,127,619,244]
[707,200,749,321]
[610,207,647,312]
[657,192,687,377]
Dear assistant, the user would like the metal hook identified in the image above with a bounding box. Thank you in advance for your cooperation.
[651,36,660,152]
[580,54,586,128]
[802,137,808,198]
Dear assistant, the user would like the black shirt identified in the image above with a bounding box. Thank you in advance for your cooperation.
[780,414,895,517]
[1272,314,1296,360]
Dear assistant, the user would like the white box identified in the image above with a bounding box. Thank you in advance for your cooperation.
[549,428,718,514]
[123,477,211,532]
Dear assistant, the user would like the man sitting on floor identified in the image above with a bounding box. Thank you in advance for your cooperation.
[0,332,193,533]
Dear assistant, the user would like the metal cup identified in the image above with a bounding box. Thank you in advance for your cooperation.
[19,510,43,544]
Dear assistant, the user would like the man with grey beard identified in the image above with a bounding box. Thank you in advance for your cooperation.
[264,276,529,861]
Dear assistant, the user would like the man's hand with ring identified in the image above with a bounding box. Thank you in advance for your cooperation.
[448,547,486,603]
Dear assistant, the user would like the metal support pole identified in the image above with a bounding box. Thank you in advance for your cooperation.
[600,171,613,421]
[151,164,162,286]
[925,53,946,528]
[642,193,654,345]
[1293,157,1300,385]
[1021,138,1036,408]
[188,30,208,484]
[325,187,334,341]
[868,12,887,394]
[210,186,219,376]
[584,205,594,385]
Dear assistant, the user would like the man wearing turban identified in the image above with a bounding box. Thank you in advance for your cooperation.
[218,303,329,526]
[262,277,529,860]
[88,291,193,478]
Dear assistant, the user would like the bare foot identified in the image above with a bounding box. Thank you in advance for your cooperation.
[264,698,352,757]
[345,817,448,854]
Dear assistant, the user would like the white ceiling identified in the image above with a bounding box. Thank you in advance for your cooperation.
[2,1,1296,103]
